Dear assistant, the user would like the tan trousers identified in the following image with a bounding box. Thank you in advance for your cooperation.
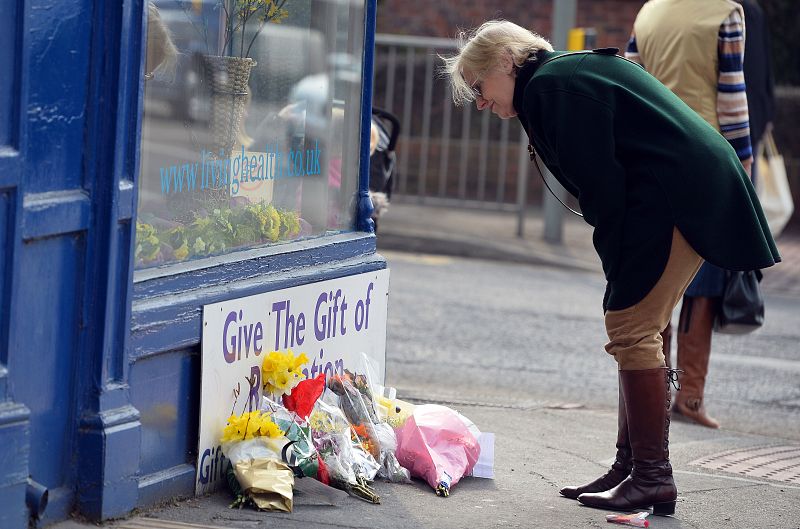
[605,228,704,371]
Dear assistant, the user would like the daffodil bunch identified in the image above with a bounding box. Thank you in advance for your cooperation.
[221,410,283,443]
[261,349,309,396]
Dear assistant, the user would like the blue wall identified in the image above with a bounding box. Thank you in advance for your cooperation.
[0,0,381,526]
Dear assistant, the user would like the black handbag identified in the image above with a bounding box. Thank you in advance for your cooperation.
[714,270,764,334]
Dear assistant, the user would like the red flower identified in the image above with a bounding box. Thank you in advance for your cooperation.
[283,373,326,419]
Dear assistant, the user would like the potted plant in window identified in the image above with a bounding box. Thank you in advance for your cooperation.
[203,0,289,156]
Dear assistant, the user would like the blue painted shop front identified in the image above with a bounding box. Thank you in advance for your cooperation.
[0,0,382,526]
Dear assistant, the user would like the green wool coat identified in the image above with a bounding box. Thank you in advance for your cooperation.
[513,49,780,311]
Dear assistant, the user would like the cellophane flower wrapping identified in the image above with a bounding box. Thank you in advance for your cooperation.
[309,397,362,486]
[260,395,323,482]
[222,436,288,466]
[327,355,411,483]
[310,395,381,503]
[220,410,288,465]
[394,404,481,496]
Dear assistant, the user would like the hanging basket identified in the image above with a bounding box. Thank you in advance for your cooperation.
[202,55,257,157]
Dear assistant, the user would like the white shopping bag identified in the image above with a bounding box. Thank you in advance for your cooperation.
[756,130,794,238]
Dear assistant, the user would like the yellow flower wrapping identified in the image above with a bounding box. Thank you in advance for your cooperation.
[234,458,294,512]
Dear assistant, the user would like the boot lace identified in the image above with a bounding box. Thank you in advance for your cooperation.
[664,368,683,452]
[667,368,682,391]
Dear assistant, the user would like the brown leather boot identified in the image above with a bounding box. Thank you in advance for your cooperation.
[560,373,631,499]
[578,368,678,515]
[674,296,720,429]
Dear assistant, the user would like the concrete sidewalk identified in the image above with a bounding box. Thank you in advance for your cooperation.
[52,203,800,529]
[377,202,600,273]
[377,201,800,297]
[55,399,800,529]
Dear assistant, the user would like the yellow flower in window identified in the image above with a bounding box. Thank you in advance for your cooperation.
[173,242,189,261]
[262,349,308,396]
[265,205,281,242]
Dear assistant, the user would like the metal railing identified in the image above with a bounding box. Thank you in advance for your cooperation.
[373,34,532,236]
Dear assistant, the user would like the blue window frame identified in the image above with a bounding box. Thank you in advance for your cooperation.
[135,0,376,270]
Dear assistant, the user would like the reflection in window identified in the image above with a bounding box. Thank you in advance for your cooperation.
[135,0,365,269]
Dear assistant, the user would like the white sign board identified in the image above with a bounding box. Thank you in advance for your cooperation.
[196,269,390,494]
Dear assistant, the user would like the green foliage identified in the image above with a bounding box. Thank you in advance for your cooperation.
[279,209,301,239]
[134,203,303,266]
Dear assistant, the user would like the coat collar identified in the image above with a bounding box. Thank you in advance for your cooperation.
[513,50,555,116]
[513,48,626,121]
[513,50,564,161]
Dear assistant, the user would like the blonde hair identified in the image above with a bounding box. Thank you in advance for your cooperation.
[441,20,553,106]
[145,2,178,79]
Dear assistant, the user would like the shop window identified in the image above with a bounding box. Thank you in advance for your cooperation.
[135,0,365,269]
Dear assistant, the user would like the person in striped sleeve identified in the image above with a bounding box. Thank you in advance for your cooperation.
[624,0,753,430]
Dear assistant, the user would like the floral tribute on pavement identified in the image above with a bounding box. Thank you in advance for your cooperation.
[219,350,490,512]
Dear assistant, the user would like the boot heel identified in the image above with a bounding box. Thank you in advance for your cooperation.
[652,500,676,515]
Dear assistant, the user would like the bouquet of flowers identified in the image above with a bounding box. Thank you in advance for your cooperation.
[261,392,326,483]
[309,398,381,503]
[327,356,410,484]
[394,404,481,497]
[218,349,315,512]
[219,409,294,511]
